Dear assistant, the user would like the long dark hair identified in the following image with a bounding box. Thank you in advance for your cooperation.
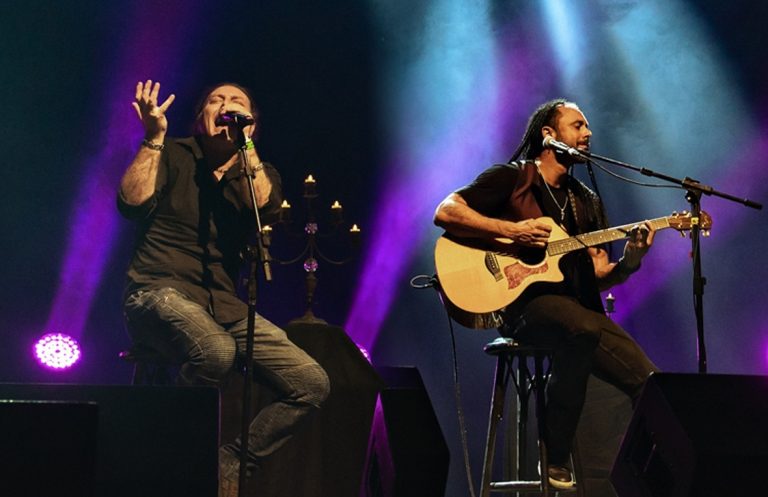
[508,98,572,163]
[509,99,609,237]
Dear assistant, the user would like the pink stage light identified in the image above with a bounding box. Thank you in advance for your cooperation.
[34,333,81,370]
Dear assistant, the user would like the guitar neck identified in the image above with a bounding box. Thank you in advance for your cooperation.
[547,216,671,256]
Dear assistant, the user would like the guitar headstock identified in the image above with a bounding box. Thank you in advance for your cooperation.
[668,210,713,235]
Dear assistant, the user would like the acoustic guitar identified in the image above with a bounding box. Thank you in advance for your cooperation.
[434,211,711,327]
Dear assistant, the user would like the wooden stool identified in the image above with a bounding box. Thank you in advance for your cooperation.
[480,337,581,496]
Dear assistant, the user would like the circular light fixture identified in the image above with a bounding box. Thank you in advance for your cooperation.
[34,333,81,370]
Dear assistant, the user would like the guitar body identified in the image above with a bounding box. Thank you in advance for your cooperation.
[435,217,569,315]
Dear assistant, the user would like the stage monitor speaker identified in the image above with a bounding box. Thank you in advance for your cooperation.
[221,323,384,497]
[610,373,768,497]
[363,366,449,497]
[0,400,98,497]
[0,384,218,497]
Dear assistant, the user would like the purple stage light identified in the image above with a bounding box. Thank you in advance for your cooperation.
[764,346,768,373]
[34,333,81,370]
[357,343,372,363]
[44,1,207,343]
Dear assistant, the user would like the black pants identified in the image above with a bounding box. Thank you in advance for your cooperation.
[503,295,658,465]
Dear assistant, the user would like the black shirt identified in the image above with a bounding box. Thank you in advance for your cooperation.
[456,161,608,314]
[118,136,282,324]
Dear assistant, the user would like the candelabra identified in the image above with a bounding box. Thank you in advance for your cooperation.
[266,174,360,324]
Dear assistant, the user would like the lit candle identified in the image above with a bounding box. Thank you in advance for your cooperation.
[331,200,343,223]
[349,224,361,243]
[279,199,291,223]
[304,174,317,197]
[261,225,273,244]
[605,292,615,314]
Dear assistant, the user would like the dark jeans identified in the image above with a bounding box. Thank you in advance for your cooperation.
[504,295,658,465]
[124,286,330,463]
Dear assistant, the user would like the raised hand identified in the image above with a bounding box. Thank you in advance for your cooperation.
[131,80,175,141]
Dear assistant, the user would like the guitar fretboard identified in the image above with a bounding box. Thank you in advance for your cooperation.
[547,216,671,256]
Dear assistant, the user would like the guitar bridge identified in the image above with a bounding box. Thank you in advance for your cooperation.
[485,252,503,282]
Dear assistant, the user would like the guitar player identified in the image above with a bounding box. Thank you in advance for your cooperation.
[433,99,659,489]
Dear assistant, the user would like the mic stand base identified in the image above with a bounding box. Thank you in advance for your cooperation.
[288,310,328,326]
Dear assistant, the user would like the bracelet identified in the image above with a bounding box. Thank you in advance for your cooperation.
[245,138,255,150]
[141,139,164,151]
[238,163,264,178]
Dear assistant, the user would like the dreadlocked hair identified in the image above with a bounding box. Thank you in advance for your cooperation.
[508,98,574,163]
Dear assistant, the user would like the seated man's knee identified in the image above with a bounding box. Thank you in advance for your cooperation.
[192,333,237,382]
[569,327,600,352]
[573,314,606,341]
[296,363,331,408]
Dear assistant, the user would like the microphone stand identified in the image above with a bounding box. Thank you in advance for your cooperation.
[572,148,762,373]
[232,126,272,496]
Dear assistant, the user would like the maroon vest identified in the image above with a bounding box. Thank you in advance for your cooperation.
[507,161,544,221]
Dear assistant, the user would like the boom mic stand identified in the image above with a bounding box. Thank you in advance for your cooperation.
[231,123,273,496]
[564,146,762,373]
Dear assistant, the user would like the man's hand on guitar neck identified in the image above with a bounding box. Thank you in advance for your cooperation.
[619,221,656,271]
[596,221,657,290]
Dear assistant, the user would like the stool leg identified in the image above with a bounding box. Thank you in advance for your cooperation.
[480,355,510,497]
[132,362,145,385]
[571,437,585,497]
[534,354,550,497]
[516,358,529,482]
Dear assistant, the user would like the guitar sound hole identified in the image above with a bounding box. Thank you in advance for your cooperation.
[516,247,546,265]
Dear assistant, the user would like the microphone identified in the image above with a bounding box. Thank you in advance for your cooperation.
[215,111,255,127]
[542,135,589,159]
